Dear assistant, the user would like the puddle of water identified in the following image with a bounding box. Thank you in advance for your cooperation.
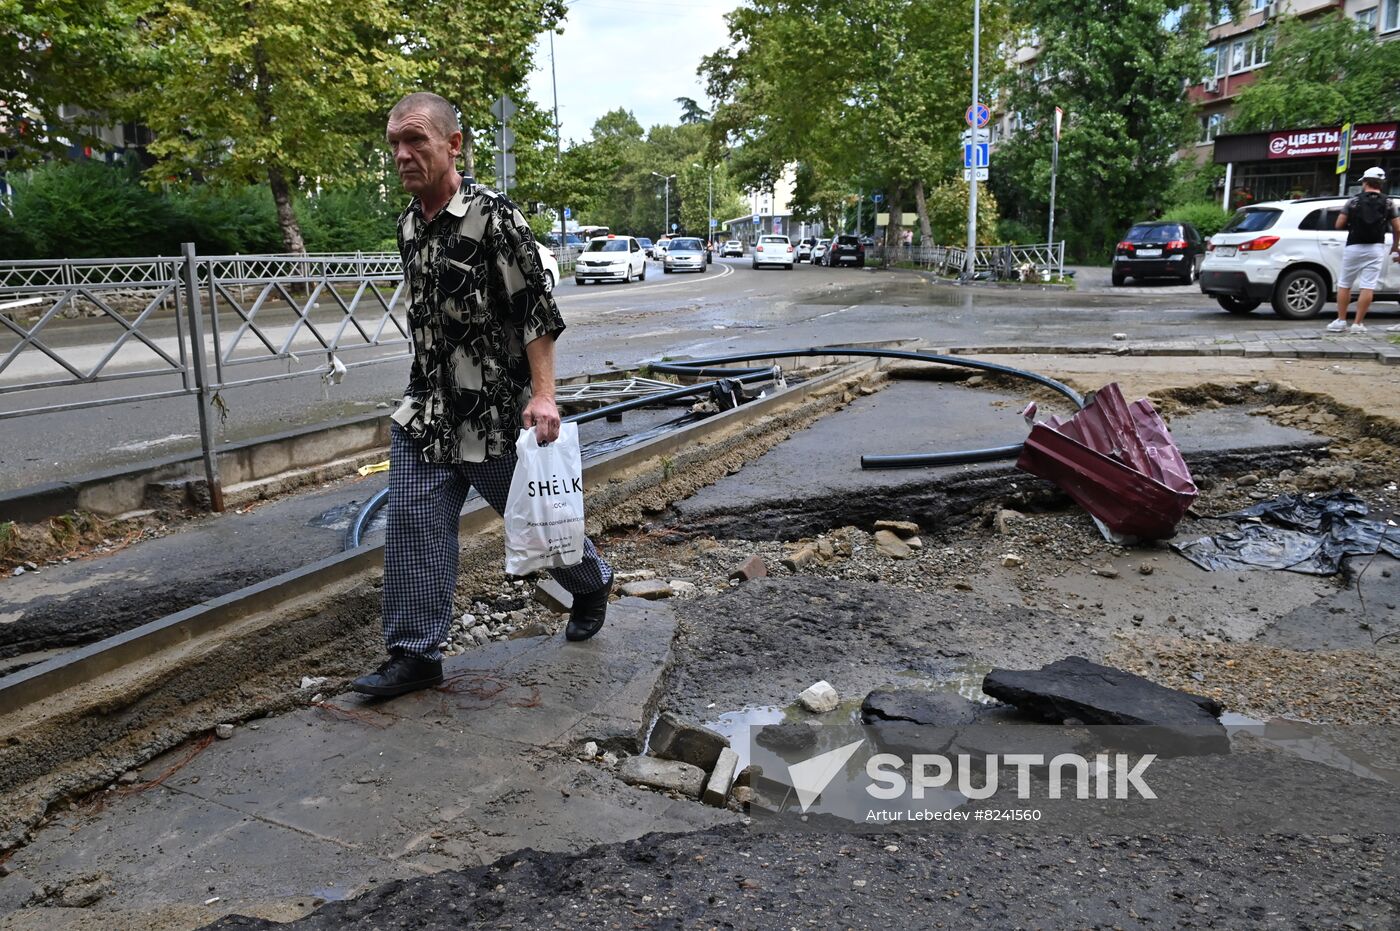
[893,662,997,705]
[307,502,362,531]
[1222,713,1400,785]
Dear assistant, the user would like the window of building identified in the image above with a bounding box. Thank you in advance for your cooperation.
[1229,39,1248,73]
[1200,113,1225,144]
[1356,7,1378,28]
[1251,34,1272,67]
[1214,5,1232,24]
[1383,0,1398,31]
[1251,0,1269,8]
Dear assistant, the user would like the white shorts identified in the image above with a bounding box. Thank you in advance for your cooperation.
[1339,243,1387,291]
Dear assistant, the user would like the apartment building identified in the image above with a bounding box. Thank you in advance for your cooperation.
[1190,0,1400,205]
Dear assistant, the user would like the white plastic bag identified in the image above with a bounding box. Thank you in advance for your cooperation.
[504,422,586,575]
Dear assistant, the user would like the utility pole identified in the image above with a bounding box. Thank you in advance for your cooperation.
[964,0,980,279]
[550,31,566,250]
[1048,106,1061,251]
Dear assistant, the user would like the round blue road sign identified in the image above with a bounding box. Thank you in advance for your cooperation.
[966,103,990,128]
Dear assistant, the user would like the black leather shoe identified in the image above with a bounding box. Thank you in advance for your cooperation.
[565,580,612,642]
[350,653,443,697]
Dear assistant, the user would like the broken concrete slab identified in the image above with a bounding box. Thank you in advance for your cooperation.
[619,579,674,600]
[703,747,740,808]
[647,711,729,771]
[874,519,920,538]
[669,380,1330,541]
[981,656,1228,753]
[619,756,705,799]
[873,530,912,559]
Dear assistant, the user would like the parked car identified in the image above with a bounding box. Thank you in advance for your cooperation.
[752,234,795,269]
[722,240,744,257]
[811,238,832,264]
[1111,221,1207,286]
[536,243,560,291]
[637,237,655,258]
[1200,195,1400,318]
[654,235,674,258]
[574,235,648,284]
[797,237,816,262]
[663,237,707,274]
[825,234,866,267]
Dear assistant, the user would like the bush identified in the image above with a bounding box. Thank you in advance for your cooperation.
[300,186,398,253]
[1162,202,1232,238]
[996,218,1042,245]
[167,185,282,255]
[8,159,174,258]
[923,180,999,246]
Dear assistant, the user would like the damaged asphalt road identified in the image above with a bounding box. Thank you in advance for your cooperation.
[7,356,1400,930]
[205,823,1396,930]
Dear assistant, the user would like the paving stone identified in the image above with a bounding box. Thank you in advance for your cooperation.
[619,756,705,799]
[619,579,675,600]
[648,711,729,771]
[703,747,740,808]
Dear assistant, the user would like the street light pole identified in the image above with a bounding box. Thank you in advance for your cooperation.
[651,171,676,237]
[693,162,714,246]
[549,31,566,251]
[964,0,981,280]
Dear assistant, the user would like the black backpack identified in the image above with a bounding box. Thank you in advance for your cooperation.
[1352,192,1390,239]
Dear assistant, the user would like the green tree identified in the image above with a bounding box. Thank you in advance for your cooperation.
[994,0,1222,261]
[397,0,566,177]
[703,0,1009,260]
[128,0,409,254]
[1,0,142,166]
[1231,13,1400,132]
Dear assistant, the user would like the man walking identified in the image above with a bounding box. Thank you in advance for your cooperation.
[1327,166,1400,334]
[353,92,614,698]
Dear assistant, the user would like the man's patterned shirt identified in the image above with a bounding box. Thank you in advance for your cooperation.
[392,175,565,463]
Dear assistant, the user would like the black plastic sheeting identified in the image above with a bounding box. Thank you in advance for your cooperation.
[1174,491,1400,574]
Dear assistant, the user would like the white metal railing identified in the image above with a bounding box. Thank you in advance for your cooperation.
[871,241,1065,279]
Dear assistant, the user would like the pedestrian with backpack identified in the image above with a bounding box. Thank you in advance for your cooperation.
[1327,166,1400,333]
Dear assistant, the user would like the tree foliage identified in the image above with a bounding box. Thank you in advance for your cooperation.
[398,0,566,174]
[1230,13,1400,132]
[1,0,142,165]
[993,0,1221,260]
[553,110,745,240]
[127,0,410,252]
[701,0,1009,254]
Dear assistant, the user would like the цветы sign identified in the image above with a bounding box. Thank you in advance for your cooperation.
[1267,123,1398,159]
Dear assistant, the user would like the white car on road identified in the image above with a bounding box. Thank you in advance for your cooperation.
[752,234,795,269]
[574,235,648,284]
[1200,195,1400,318]
[536,243,560,291]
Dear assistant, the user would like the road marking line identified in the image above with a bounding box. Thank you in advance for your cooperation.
[815,303,860,319]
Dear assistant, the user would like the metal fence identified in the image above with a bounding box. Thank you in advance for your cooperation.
[871,241,1065,280]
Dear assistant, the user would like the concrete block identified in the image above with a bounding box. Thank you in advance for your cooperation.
[703,747,740,808]
[620,756,705,799]
[532,578,572,613]
[648,711,729,771]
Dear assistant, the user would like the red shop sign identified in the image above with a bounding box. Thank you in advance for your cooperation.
[1267,123,1399,159]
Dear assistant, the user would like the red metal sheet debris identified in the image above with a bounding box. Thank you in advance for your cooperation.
[1016,383,1197,539]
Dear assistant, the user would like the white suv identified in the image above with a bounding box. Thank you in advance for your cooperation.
[1200,196,1400,319]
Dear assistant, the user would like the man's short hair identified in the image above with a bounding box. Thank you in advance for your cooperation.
[389,92,462,137]
[1363,177,1384,190]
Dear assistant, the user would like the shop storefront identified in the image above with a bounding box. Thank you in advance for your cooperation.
[1212,122,1398,208]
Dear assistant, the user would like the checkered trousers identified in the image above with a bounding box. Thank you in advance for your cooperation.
[382,424,613,659]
